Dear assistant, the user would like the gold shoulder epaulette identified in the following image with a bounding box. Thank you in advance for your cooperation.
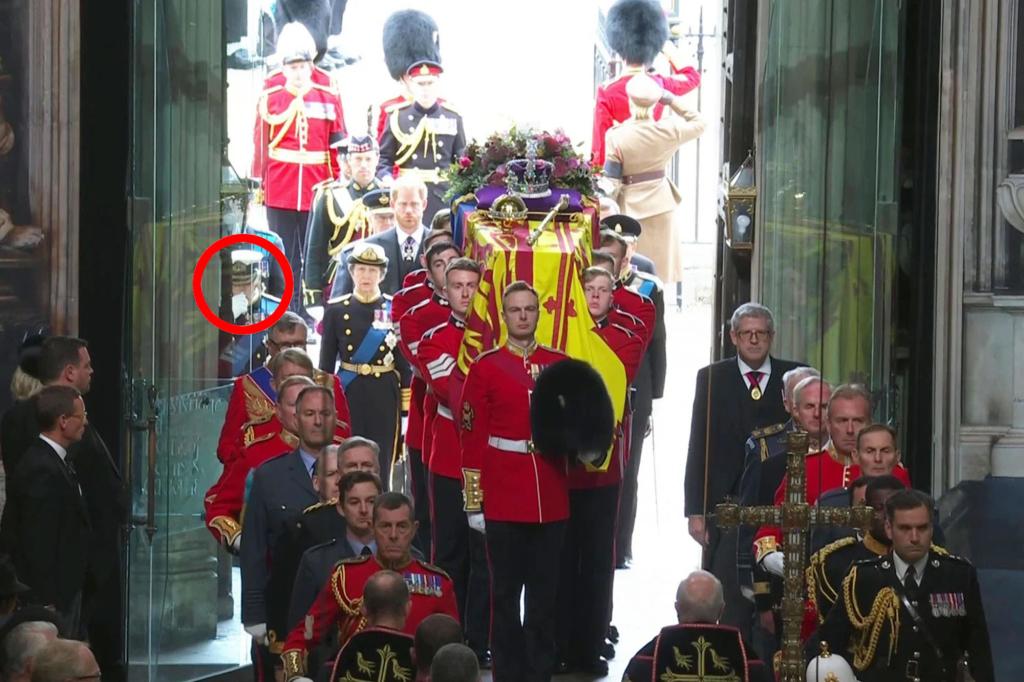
[311,82,338,95]
[817,535,857,563]
[328,292,353,305]
[751,421,788,440]
[312,368,335,389]
[339,553,372,565]
[262,84,284,96]
[303,499,336,515]
[417,559,451,580]
[243,423,276,448]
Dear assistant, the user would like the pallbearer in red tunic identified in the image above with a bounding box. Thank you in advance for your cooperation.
[253,22,345,314]
[416,259,491,660]
[591,0,700,166]
[556,267,645,675]
[459,282,580,682]
[281,493,458,681]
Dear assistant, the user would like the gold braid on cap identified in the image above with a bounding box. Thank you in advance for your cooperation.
[841,566,901,671]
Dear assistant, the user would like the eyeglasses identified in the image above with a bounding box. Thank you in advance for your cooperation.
[736,330,773,341]
[66,412,88,421]
[269,339,308,349]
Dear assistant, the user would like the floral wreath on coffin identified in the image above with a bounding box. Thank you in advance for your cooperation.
[443,127,598,201]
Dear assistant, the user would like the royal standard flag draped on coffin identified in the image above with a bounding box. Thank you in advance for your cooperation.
[454,199,627,471]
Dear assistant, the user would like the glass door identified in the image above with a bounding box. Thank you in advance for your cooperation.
[125,1,265,678]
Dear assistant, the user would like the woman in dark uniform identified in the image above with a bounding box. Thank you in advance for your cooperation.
[320,243,406,484]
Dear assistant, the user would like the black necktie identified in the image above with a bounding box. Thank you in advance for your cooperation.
[903,564,918,596]
[361,546,372,556]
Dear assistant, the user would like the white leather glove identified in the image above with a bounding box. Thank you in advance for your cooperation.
[760,551,785,578]
[231,535,241,553]
[740,585,755,602]
[467,513,486,534]
[244,622,268,645]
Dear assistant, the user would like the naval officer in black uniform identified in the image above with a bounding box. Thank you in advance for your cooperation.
[320,243,408,484]
[809,489,993,682]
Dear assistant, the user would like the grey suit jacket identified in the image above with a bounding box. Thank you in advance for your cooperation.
[240,450,317,625]
[335,227,426,296]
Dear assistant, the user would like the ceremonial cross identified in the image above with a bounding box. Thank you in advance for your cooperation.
[715,431,872,682]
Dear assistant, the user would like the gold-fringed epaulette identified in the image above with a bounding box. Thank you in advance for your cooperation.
[462,468,482,512]
[806,536,856,621]
[303,499,336,515]
[750,421,788,440]
[417,559,452,580]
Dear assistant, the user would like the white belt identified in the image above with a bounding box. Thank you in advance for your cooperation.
[436,405,453,420]
[487,436,533,454]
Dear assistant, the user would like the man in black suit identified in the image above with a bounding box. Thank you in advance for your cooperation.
[683,303,802,635]
[0,336,125,681]
[335,175,429,296]
[0,385,90,636]
[241,384,336,679]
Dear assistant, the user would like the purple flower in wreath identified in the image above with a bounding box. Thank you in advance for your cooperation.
[552,157,570,177]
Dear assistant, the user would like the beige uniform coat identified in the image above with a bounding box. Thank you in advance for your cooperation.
[605,110,704,282]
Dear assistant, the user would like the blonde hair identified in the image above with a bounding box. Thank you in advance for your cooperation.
[10,367,43,401]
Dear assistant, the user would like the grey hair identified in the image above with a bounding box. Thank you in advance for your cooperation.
[828,383,873,412]
[338,436,381,459]
[729,302,775,333]
[270,310,308,337]
[430,643,480,682]
[3,621,58,677]
[793,376,831,407]
[675,570,725,624]
[782,366,819,403]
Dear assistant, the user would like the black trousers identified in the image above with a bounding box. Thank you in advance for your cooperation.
[83,569,125,681]
[250,640,277,682]
[265,206,308,313]
[486,520,566,682]
[430,473,491,653]
[556,484,619,665]
[616,403,649,563]
[409,448,432,558]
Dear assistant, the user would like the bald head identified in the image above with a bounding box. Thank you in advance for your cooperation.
[28,639,99,682]
[674,570,724,624]
[361,570,410,628]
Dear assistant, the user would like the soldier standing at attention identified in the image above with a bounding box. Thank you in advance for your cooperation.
[253,22,345,317]
[809,489,993,682]
[376,10,465,221]
[320,243,407,483]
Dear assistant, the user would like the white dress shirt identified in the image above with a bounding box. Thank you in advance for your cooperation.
[39,434,68,462]
[893,550,929,586]
[397,224,427,259]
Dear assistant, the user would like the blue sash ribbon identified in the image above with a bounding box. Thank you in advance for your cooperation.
[339,300,393,389]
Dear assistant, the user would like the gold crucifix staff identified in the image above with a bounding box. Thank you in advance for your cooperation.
[715,431,872,682]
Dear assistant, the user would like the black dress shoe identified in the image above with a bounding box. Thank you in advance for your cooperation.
[607,624,620,643]
[476,650,492,669]
[601,641,616,660]
[577,658,609,677]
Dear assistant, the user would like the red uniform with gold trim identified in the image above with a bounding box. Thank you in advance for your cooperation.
[751,448,912,563]
[398,291,450,463]
[612,283,655,350]
[253,79,346,211]
[567,320,644,489]
[459,344,571,523]
[591,64,701,166]
[216,367,352,466]
[280,554,458,679]
[417,315,466,480]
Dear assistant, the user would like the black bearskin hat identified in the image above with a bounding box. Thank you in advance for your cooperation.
[605,0,669,66]
[382,9,441,80]
[530,359,614,466]
[275,0,331,60]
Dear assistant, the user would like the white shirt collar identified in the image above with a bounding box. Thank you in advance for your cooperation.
[892,550,929,586]
[39,434,68,461]
[397,225,426,250]
[737,356,772,386]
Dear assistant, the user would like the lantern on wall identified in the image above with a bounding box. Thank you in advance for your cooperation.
[720,152,756,250]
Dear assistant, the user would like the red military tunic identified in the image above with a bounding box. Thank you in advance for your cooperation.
[399,292,450,464]
[393,280,435,451]
[417,315,466,480]
[591,64,701,166]
[612,283,655,350]
[751,446,912,562]
[568,320,644,490]
[459,343,571,523]
[402,268,429,289]
[253,80,346,211]
[216,368,352,466]
[281,553,458,680]
[204,416,349,545]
